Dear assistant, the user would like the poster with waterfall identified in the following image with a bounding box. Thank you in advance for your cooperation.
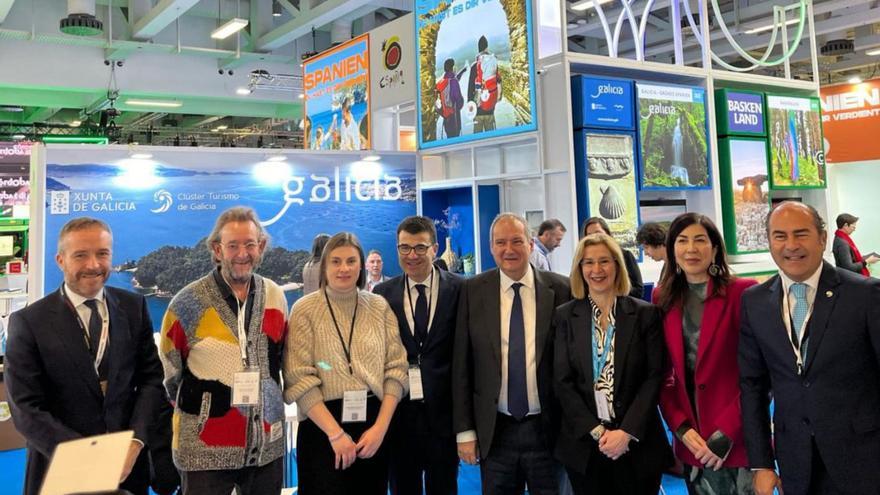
[719,137,771,254]
[766,95,826,189]
[636,83,709,190]
[584,131,639,257]
[415,0,538,149]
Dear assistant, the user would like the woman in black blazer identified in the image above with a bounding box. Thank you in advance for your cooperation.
[553,233,672,495]
[582,217,644,299]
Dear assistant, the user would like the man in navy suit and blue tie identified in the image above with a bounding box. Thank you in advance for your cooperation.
[5,217,165,495]
[374,216,464,495]
[739,201,880,495]
[453,213,571,495]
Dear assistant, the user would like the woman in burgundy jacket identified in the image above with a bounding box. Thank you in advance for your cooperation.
[653,213,757,494]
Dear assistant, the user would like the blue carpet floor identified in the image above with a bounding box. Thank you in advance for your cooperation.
[0,448,686,495]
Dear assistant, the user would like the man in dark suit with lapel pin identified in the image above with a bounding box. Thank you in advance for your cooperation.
[375,215,464,495]
[739,201,880,495]
[453,212,571,495]
[5,217,165,495]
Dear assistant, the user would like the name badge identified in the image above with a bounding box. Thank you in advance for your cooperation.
[594,389,611,422]
[408,365,424,401]
[232,370,261,406]
[269,421,284,442]
[342,390,368,423]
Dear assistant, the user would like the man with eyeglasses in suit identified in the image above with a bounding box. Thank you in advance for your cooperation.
[374,216,464,495]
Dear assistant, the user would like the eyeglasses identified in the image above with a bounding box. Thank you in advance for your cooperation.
[398,244,432,255]
[220,241,260,252]
[579,258,615,268]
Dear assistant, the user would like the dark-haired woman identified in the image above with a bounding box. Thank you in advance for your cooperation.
[284,232,408,495]
[653,213,757,494]
[582,217,644,299]
[554,233,672,494]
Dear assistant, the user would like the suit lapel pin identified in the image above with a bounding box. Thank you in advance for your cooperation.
[825,290,833,298]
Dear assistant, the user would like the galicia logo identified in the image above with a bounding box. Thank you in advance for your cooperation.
[151,189,173,213]
[590,83,624,99]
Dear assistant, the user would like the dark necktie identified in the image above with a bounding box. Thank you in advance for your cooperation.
[508,282,528,420]
[83,299,102,359]
[414,284,429,348]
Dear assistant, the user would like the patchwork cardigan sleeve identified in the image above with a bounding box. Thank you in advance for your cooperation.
[159,303,188,403]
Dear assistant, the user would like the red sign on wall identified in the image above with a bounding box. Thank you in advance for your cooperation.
[821,80,880,163]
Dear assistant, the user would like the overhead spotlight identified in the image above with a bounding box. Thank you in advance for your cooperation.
[236,87,252,95]
[272,0,283,17]
[298,93,305,99]
[848,76,863,84]
[70,120,82,127]
[211,18,248,39]
[215,125,228,130]
[0,106,24,113]
[11,134,25,140]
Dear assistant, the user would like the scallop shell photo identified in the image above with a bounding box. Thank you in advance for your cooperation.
[598,185,626,219]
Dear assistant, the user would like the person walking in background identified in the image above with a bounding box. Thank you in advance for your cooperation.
[303,233,331,296]
[832,212,878,276]
[653,213,757,494]
[366,249,389,292]
[636,222,668,281]
[285,232,408,495]
[375,216,464,495]
[159,207,289,494]
[740,202,880,495]
[582,217,644,300]
[554,233,671,494]
[436,58,464,139]
[453,213,571,495]
[530,219,567,272]
[5,217,165,495]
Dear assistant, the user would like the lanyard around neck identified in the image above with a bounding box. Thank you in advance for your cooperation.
[590,318,615,384]
[324,289,359,375]
[61,284,109,375]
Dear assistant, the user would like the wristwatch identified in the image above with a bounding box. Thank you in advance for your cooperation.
[590,424,606,441]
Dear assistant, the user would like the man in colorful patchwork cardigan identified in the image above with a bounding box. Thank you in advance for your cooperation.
[159,207,289,494]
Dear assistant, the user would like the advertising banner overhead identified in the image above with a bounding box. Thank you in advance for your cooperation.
[303,34,371,151]
[39,146,417,330]
[0,142,32,218]
[766,94,825,189]
[636,83,709,190]
[716,89,765,137]
[571,76,635,131]
[820,80,880,163]
[369,13,416,110]
[415,0,538,148]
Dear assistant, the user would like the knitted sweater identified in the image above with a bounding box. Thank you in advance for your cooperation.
[284,286,408,420]
[159,272,288,471]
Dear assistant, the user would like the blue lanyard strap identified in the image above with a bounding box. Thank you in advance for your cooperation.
[591,318,615,383]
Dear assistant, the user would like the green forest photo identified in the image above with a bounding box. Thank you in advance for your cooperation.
[767,95,825,189]
[637,84,708,189]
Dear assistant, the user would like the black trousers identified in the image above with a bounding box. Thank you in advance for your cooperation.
[479,413,559,495]
[566,445,661,495]
[388,400,458,495]
[180,457,282,495]
[297,396,388,495]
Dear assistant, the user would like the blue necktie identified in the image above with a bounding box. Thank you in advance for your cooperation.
[508,282,528,420]
[413,284,429,348]
[790,283,809,341]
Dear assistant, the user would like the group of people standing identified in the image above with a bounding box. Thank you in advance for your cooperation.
[5,200,880,495]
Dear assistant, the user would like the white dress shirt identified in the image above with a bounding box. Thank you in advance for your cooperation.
[403,268,438,336]
[64,283,109,342]
[498,266,541,416]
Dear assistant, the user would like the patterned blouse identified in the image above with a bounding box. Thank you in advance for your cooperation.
[589,295,616,420]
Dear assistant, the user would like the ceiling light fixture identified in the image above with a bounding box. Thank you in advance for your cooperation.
[70,120,82,127]
[131,153,153,159]
[272,0,282,17]
[11,134,25,140]
[211,18,249,39]
[361,155,381,162]
[0,106,24,113]
[236,87,252,95]
[125,99,183,108]
[571,0,612,11]
[215,125,228,130]
[848,76,863,84]
[266,154,287,162]
[743,18,799,35]
[866,47,880,56]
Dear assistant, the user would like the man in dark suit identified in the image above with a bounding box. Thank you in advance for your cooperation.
[375,215,464,495]
[739,201,880,495]
[5,217,165,495]
[453,212,571,495]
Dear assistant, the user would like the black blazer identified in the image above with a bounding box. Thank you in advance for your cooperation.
[452,267,571,457]
[374,269,464,437]
[739,263,880,495]
[553,296,671,475]
[4,287,165,495]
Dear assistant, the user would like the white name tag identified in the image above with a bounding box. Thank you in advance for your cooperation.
[594,390,612,422]
[342,390,368,423]
[269,421,283,442]
[408,366,424,401]
[232,370,260,406]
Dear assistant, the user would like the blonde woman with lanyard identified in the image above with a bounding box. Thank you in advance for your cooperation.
[553,233,671,495]
[285,232,408,495]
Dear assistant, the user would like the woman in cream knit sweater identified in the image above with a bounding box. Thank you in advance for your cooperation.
[284,232,408,495]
